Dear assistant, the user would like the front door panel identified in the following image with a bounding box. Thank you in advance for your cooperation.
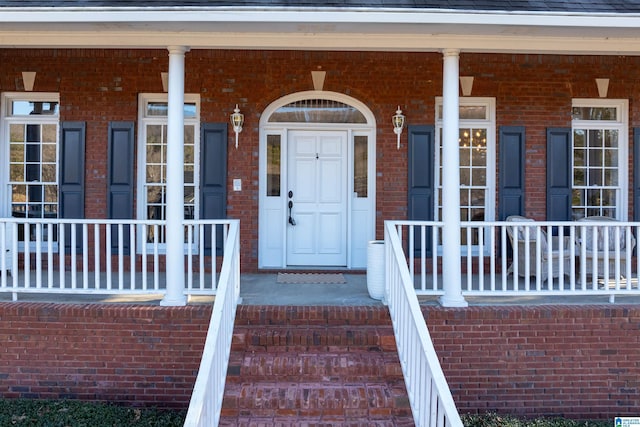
[287,130,347,266]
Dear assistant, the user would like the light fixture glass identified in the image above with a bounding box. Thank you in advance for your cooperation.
[230,104,244,149]
[392,106,405,150]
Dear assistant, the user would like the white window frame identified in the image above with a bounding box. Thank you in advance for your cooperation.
[136,93,201,254]
[1,92,60,251]
[571,98,628,220]
[435,97,496,255]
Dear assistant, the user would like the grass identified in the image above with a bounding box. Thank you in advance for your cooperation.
[0,400,615,426]
[0,399,186,426]
[462,413,611,427]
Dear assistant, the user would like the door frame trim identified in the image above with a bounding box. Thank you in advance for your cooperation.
[258,91,377,269]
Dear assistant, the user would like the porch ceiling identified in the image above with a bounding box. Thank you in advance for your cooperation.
[0,8,640,54]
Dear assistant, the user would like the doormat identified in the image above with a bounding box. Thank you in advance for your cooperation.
[276,273,346,284]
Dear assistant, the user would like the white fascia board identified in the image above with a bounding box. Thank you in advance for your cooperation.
[2,30,640,55]
[1,8,640,29]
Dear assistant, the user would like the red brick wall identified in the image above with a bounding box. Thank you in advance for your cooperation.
[424,305,640,419]
[1,49,640,271]
[1,302,638,418]
[0,302,211,407]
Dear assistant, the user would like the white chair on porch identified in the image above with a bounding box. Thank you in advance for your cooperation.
[506,215,572,282]
[576,216,636,279]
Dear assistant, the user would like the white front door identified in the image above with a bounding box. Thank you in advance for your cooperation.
[286,130,348,266]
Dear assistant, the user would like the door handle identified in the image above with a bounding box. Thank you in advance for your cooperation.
[288,200,296,226]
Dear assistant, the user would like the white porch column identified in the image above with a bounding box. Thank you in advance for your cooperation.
[440,49,468,307]
[161,46,189,307]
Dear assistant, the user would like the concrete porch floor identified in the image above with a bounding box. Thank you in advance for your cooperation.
[2,272,640,305]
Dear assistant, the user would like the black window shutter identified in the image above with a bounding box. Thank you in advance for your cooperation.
[59,122,86,253]
[107,122,135,254]
[200,123,228,256]
[635,128,640,221]
[546,128,572,221]
[407,125,435,256]
[498,126,525,220]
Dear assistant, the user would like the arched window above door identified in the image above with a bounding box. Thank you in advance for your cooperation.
[267,99,367,124]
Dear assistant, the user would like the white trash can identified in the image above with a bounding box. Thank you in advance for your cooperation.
[366,240,385,300]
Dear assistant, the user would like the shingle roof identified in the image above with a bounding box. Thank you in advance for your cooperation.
[1,0,640,13]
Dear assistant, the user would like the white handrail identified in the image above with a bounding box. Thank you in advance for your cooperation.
[385,221,463,427]
[0,218,232,300]
[184,219,241,427]
[388,220,640,303]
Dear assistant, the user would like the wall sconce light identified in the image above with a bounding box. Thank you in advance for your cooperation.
[230,104,244,149]
[392,106,405,150]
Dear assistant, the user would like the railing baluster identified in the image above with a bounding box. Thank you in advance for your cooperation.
[199,223,205,290]
[106,224,112,290]
[94,224,101,291]
[141,224,148,291]
[24,223,31,290]
[130,223,136,291]
[83,223,89,290]
[71,224,77,290]
[117,223,124,291]
[187,224,193,291]
[35,223,42,289]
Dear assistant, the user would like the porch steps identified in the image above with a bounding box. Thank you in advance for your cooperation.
[220,306,414,426]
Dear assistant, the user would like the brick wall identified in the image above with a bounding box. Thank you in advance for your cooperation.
[2,49,640,271]
[424,305,640,419]
[0,302,211,408]
[1,302,638,418]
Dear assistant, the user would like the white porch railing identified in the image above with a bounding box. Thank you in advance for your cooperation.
[0,218,235,300]
[390,219,640,303]
[384,221,463,427]
[184,219,241,427]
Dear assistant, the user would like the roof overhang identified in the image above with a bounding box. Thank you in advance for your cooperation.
[1,8,640,54]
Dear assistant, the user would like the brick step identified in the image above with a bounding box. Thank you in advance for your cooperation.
[220,417,415,427]
[234,305,394,327]
[222,305,413,425]
[220,382,412,420]
[226,351,404,383]
[232,325,397,352]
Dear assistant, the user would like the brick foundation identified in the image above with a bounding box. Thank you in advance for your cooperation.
[0,302,638,418]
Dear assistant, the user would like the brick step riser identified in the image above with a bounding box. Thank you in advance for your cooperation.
[226,353,404,382]
[232,327,397,353]
[221,306,414,425]
[221,383,411,419]
[233,306,394,328]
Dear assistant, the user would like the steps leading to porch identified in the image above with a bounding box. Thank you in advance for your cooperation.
[220,306,414,426]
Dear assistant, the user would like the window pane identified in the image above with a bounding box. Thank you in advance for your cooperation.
[11,101,58,116]
[147,124,163,144]
[184,145,194,164]
[146,165,163,183]
[604,149,617,167]
[184,165,194,184]
[472,168,486,186]
[604,169,618,186]
[573,168,585,186]
[42,164,56,182]
[10,164,24,182]
[184,125,195,144]
[354,136,368,198]
[42,144,56,162]
[10,124,24,143]
[573,129,586,147]
[460,106,487,120]
[147,102,168,116]
[269,99,367,124]
[572,107,617,121]
[459,169,470,186]
[266,135,281,197]
[42,124,57,143]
